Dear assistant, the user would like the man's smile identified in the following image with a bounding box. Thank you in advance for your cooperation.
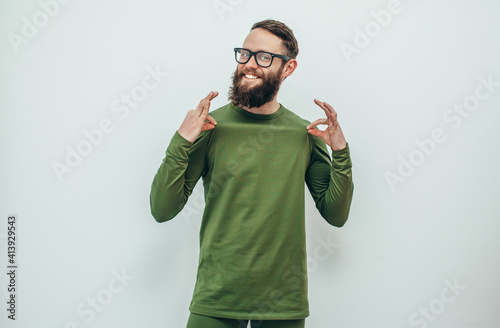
[244,74,261,80]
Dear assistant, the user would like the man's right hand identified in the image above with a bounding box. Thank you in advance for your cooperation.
[177,91,219,143]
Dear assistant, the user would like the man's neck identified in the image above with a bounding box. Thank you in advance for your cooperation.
[240,99,280,115]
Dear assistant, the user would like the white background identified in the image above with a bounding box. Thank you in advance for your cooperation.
[1,0,499,327]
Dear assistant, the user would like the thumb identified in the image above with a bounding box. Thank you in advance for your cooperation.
[307,128,322,138]
[201,122,216,131]
[206,114,217,126]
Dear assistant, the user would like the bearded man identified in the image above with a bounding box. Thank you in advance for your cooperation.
[150,19,354,328]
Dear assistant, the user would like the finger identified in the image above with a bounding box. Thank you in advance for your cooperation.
[195,99,209,116]
[206,114,217,126]
[207,91,219,101]
[314,99,337,116]
[326,108,339,128]
[313,98,326,110]
[202,91,219,105]
[315,100,338,127]
[313,99,331,117]
[201,122,217,131]
[202,91,215,101]
[307,128,323,138]
[196,91,215,115]
[306,118,327,129]
[323,102,338,123]
[323,102,337,115]
[200,91,220,116]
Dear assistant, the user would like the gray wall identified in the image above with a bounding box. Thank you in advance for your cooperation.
[1,0,499,327]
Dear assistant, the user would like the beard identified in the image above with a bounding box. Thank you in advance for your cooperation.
[228,65,284,109]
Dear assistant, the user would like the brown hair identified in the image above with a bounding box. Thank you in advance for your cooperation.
[251,19,299,59]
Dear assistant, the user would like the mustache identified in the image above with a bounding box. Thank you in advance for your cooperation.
[240,69,261,76]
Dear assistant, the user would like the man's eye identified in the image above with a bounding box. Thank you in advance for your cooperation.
[259,54,271,61]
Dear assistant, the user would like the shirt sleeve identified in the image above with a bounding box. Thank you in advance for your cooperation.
[305,137,354,227]
[149,130,211,223]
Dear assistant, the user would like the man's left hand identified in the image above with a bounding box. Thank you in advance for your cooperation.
[307,99,347,151]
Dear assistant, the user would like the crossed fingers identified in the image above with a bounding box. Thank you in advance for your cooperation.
[196,91,219,117]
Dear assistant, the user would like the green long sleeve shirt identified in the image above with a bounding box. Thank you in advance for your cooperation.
[150,103,354,320]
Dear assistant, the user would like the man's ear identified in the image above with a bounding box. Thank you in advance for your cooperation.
[281,59,298,80]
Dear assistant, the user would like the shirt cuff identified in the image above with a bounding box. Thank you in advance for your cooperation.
[331,143,352,169]
[165,131,194,162]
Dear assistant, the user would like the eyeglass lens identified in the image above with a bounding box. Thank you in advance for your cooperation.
[236,49,273,67]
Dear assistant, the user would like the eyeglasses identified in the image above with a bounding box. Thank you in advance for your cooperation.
[234,48,291,68]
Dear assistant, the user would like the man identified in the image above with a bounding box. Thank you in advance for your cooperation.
[150,19,354,328]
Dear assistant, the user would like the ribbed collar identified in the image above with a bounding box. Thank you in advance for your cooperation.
[230,103,284,120]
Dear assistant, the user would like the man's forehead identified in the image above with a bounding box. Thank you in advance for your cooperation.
[242,28,284,53]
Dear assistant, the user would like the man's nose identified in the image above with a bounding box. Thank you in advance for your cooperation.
[245,54,259,69]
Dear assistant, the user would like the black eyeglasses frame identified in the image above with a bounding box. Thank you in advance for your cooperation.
[234,47,291,68]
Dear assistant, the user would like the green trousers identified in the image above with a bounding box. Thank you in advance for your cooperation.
[186,313,306,328]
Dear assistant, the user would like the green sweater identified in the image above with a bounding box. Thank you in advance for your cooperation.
[150,103,354,320]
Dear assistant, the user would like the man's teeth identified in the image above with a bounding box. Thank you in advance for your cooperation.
[245,75,259,79]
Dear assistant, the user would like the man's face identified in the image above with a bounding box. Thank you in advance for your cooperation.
[229,28,290,109]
